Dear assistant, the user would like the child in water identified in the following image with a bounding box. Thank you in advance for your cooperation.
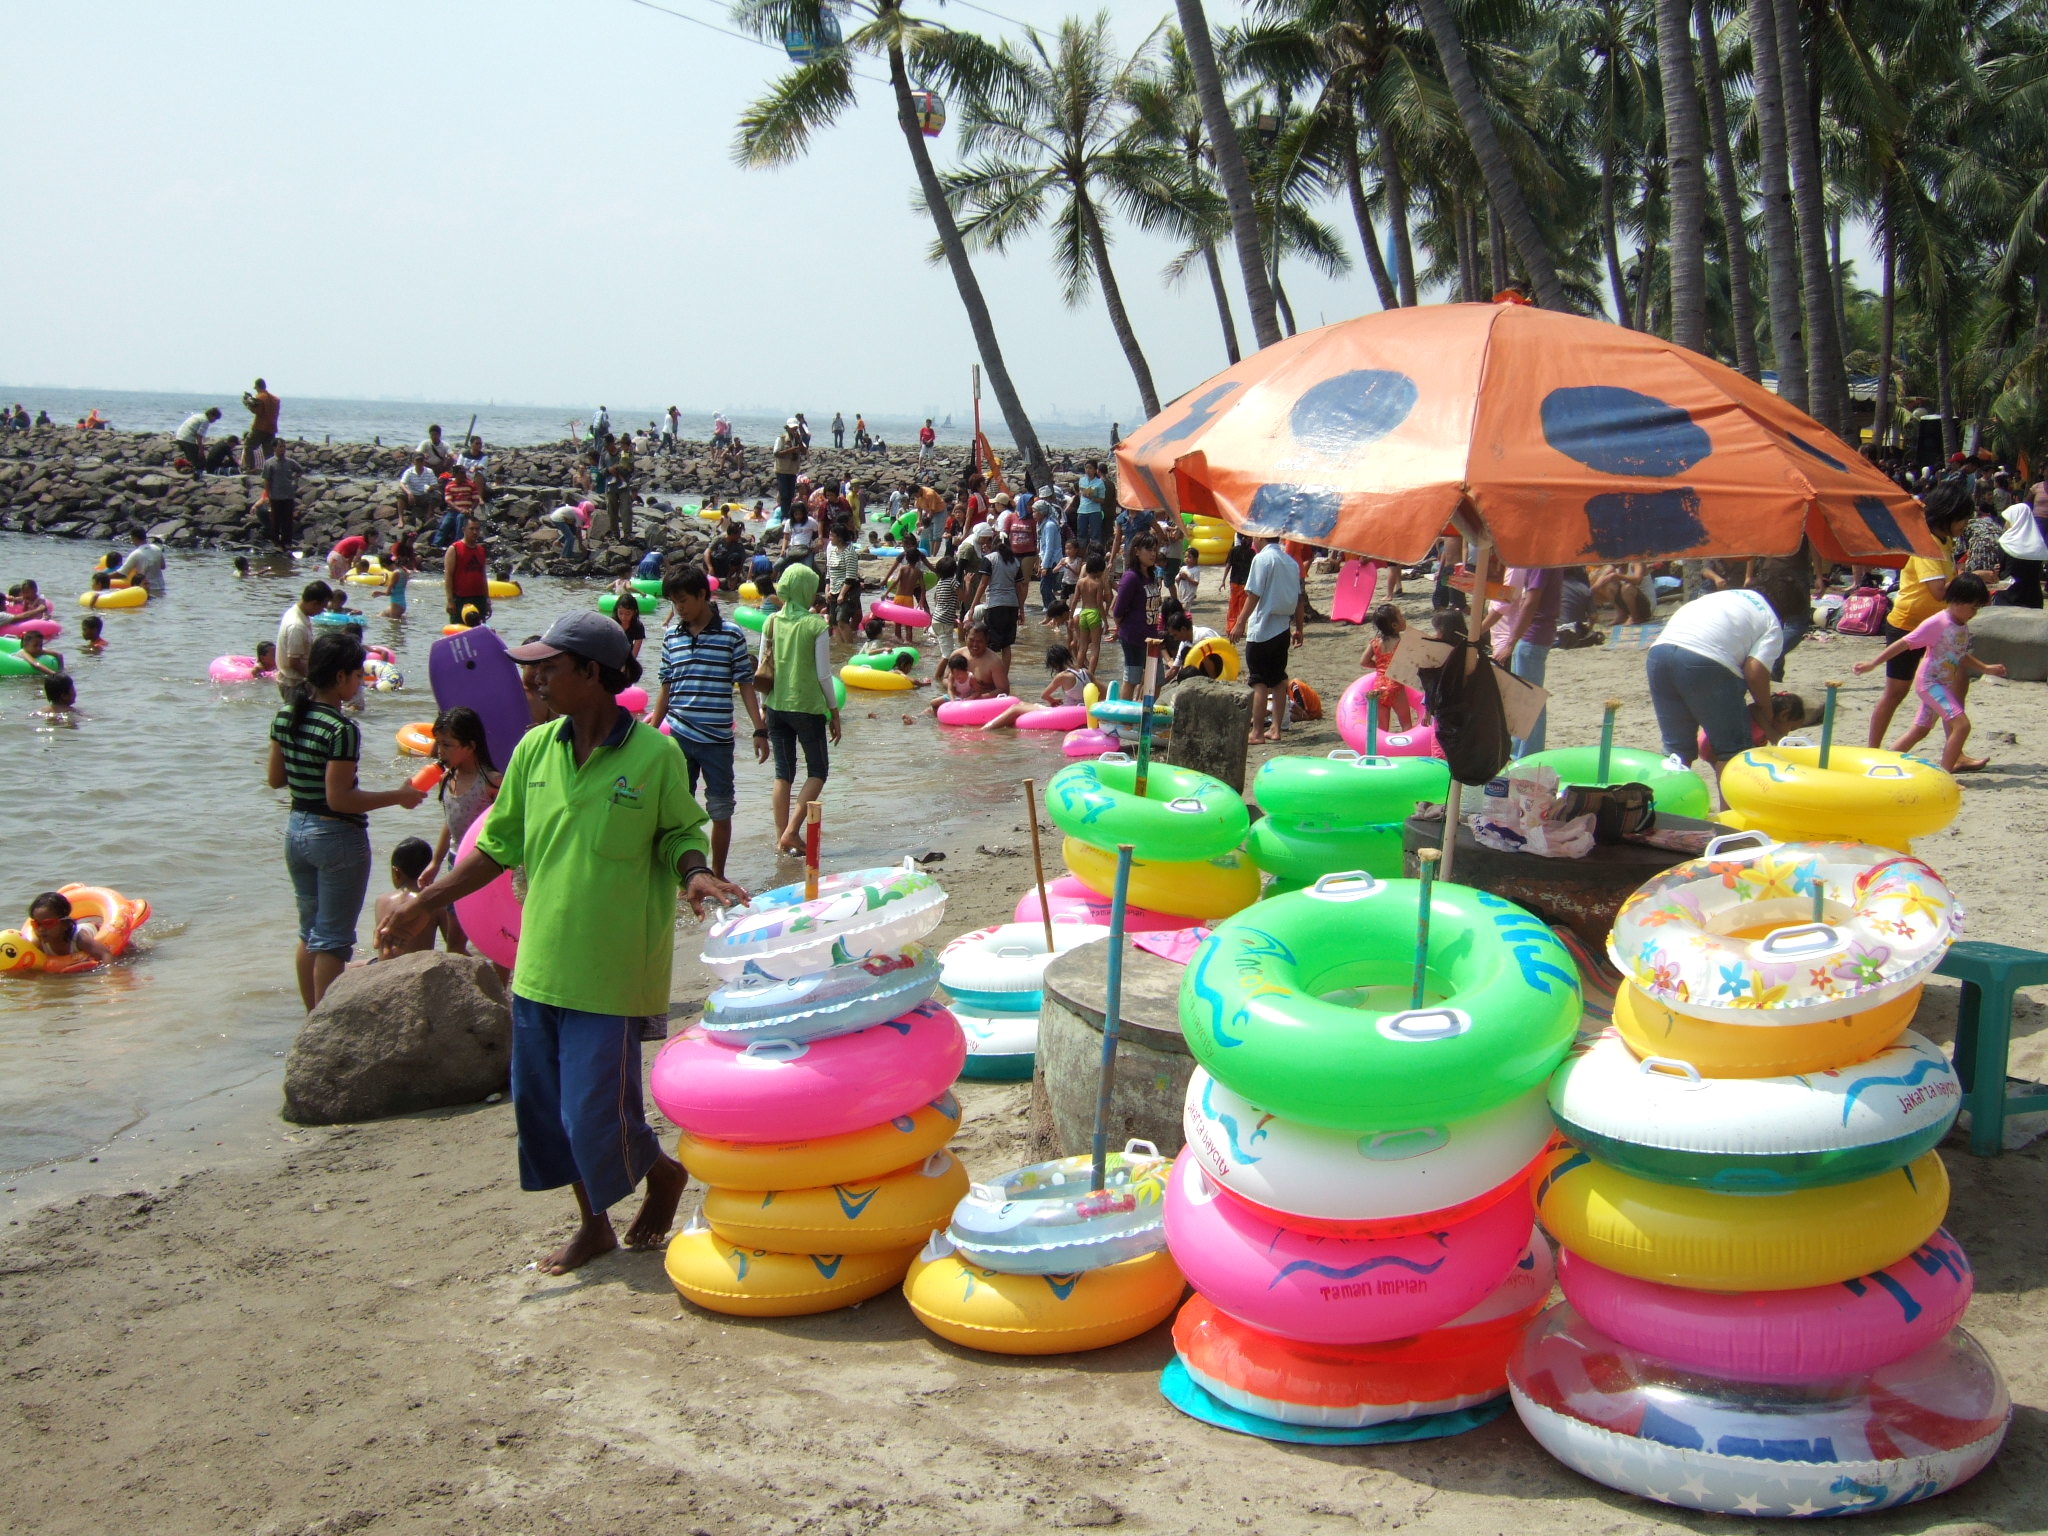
[34,673,80,721]
[16,630,61,674]
[10,579,51,623]
[25,890,111,963]
[255,641,278,676]
[428,706,502,880]
[233,556,251,578]
[79,616,105,654]
[380,537,416,619]
[979,643,1092,730]
[1855,571,2007,771]
[374,838,442,960]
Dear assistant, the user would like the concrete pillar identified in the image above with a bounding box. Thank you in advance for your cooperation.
[1164,677,1253,793]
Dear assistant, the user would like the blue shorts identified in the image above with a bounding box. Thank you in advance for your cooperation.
[510,995,662,1212]
[674,732,737,820]
[1646,644,1751,762]
[284,810,372,958]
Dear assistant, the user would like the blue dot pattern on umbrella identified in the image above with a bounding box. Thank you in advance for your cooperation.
[1540,386,1711,477]
[1128,381,1239,509]
[1287,370,1418,455]
[1581,488,1709,558]
[1853,496,1915,550]
[1788,432,1848,473]
[1245,484,1343,542]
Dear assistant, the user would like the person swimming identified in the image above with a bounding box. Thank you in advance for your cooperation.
[24,889,111,964]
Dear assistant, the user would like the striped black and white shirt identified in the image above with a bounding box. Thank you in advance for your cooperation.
[657,617,756,747]
[270,702,364,824]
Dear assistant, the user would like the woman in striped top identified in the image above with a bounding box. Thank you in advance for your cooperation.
[267,631,427,1007]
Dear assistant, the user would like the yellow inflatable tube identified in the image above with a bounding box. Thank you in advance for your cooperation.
[841,662,914,692]
[1533,1145,1948,1292]
[1719,745,1959,851]
[80,587,147,609]
[343,565,392,586]
[488,578,522,600]
[664,1225,920,1317]
[1182,636,1241,681]
[904,1242,1185,1354]
[1063,837,1259,921]
[702,1152,968,1255]
[1614,982,1920,1078]
[395,722,437,757]
[677,1094,961,1191]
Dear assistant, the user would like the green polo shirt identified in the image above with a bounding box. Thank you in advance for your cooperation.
[476,706,710,1017]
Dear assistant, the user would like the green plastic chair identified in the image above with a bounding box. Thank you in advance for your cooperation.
[1937,940,2048,1155]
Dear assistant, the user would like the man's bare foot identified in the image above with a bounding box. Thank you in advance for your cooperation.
[624,1155,688,1250]
[1953,756,1989,772]
[544,1216,618,1275]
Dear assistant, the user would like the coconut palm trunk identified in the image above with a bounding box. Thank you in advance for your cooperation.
[1874,203,1896,448]
[1746,0,1808,409]
[1693,0,1761,378]
[1176,0,1282,348]
[1200,242,1243,364]
[1075,192,1163,419]
[1413,0,1567,310]
[1601,153,1633,325]
[1770,0,1846,433]
[885,42,1046,477]
[1361,100,1417,306]
[1342,126,1400,311]
[1656,0,1706,353]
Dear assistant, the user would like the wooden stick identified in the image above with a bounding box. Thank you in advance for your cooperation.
[1819,680,1842,770]
[1597,697,1623,781]
[1091,844,1137,1193]
[803,800,822,901]
[1413,850,1440,1009]
[1023,777,1056,952]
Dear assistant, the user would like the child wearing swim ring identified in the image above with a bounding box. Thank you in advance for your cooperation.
[979,644,1092,730]
[1357,603,1414,731]
[256,641,278,676]
[25,890,112,965]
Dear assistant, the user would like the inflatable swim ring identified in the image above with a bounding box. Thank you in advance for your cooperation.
[486,578,521,600]
[342,564,390,586]
[665,1222,920,1317]
[1549,1028,1959,1192]
[701,861,947,981]
[1063,838,1260,921]
[1336,672,1430,754]
[395,721,436,757]
[1061,727,1120,758]
[1720,744,1960,851]
[702,1151,968,1254]
[1182,1068,1554,1234]
[1246,819,1404,882]
[939,920,1107,1013]
[701,944,941,1046]
[675,1093,960,1191]
[1509,745,1711,819]
[209,655,277,685]
[1047,756,1248,863]
[935,694,1018,726]
[948,1142,1171,1274]
[450,812,520,968]
[903,1236,1185,1355]
[1180,874,1579,1132]
[1612,979,1921,1078]
[1557,1231,1974,1384]
[0,884,151,975]
[871,599,931,629]
[79,587,146,609]
[1182,636,1241,681]
[1532,1145,1949,1292]
[841,662,914,692]
[1610,834,1959,1024]
[954,1005,1037,1080]
[1012,874,1186,933]
[1253,752,1449,830]
[650,1003,965,1143]
[732,605,769,633]
[1172,1238,1552,1429]
[847,646,919,670]
[1509,1305,2008,1518]
[1088,695,1173,729]
[1166,1154,1534,1344]
[1015,704,1088,731]
[0,617,61,640]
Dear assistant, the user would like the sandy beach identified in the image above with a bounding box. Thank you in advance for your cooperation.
[6,565,2047,1536]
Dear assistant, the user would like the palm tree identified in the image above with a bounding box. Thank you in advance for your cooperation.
[1769,0,1848,432]
[1691,0,1760,377]
[939,15,1187,419]
[1655,0,1706,350]
[1746,0,1809,409]
[1175,0,1284,348]
[732,0,1047,475]
[1240,96,1354,333]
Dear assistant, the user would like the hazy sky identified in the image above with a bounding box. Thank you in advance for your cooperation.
[3,1,1867,428]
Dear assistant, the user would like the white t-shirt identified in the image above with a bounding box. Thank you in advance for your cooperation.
[1656,588,1783,676]
[119,543,166,596]
[1243,542,1302,644]
[176,412,210,445]
[276,602,314,687]
[399,465,438,497]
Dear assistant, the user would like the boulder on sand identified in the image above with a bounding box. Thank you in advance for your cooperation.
[283,951,511,1125]
[1969,606,2048,684]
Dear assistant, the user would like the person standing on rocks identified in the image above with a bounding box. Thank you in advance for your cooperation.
[262,439,303,549]
[241,379,281,471]
[174,406,221,476]
[831,411,845,449]
[773,418,806,516]
[379,612,747,1274]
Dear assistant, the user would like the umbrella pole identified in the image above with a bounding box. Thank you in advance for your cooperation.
[1597,699,1622,781]
[1818,680,1841,770]
[1413,849,1440,1008]
[1023,777,1056,952]
[1439,529,1490,885]
[1091,843,1137,1192]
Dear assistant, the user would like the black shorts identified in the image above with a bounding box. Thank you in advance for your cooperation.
[766,707,830,784]
[834,583,862,626]
[1245,630,1291,687]
[983,605,1019,653]
[1880,621,1920,682]
[449,593,493,624]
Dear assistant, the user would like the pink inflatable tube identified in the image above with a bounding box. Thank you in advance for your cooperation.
[208,654,276,684]
[650,1000,965,1143]
[451,812,521,968]
[871,599,932,629]
[936,694,1018,727]
[1165,1152,1534,1344]
[2,617,61,640]
[1558,1234,1974,1384]
[1062,727,1120,758]
[365,644,397,664]
[1336,674,1440,758]
[1014,874,1188,933]
[1017,703,1088,731]
[616,685,650,715]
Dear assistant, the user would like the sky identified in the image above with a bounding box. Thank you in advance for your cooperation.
[2,1,1869,431]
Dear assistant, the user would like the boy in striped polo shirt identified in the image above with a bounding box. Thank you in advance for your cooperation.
[648,569,766,877]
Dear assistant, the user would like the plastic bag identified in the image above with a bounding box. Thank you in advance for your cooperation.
[1471,765,1596,858]
[1418,640,1514,787]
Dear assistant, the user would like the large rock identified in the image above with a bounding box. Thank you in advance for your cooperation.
[1970,606,2048,683]
[283,951,511,1124]
[1164,676,1254,793]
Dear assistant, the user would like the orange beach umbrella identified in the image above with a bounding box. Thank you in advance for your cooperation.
[1114,303,1936,568]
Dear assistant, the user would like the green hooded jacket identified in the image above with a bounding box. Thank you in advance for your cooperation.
[766,562,831,716]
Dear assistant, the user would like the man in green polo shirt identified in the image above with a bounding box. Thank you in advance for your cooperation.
[380,612,748,1274]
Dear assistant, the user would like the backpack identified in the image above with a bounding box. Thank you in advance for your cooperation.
[1836,585,1891,636]
[1418,641,1514,786]
[1007,513,1036,557]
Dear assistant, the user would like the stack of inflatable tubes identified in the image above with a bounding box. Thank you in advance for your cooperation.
[1047,755,1257,922]
[1718,744,1960,853]
[938,919,1108,1080]
[1508,744,1711,819]
[1163,874,1580,1441]
[1514,833,2006,1516]
[904,1141,1185,1355]
[1181,512,1234,560]
[1247,751,1450,888]
[652,867,968,1317]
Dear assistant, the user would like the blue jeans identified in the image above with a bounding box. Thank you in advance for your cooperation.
[435,508,463,547]
[1647,644,1751,762]
[510,996,661,1211]
[1077,511,1103,550]
[284,810,371,959]
[674,732,737,820]
[1510,640,1550,756]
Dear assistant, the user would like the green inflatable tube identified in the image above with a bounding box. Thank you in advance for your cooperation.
[1509,746,1711,819]
[1246,819,1405,883]
[1180,875,1580,1132]
[847,647,919,670]
[1253,752,1450,830]
[1046,757,1248,862]
[732,605,769,633]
